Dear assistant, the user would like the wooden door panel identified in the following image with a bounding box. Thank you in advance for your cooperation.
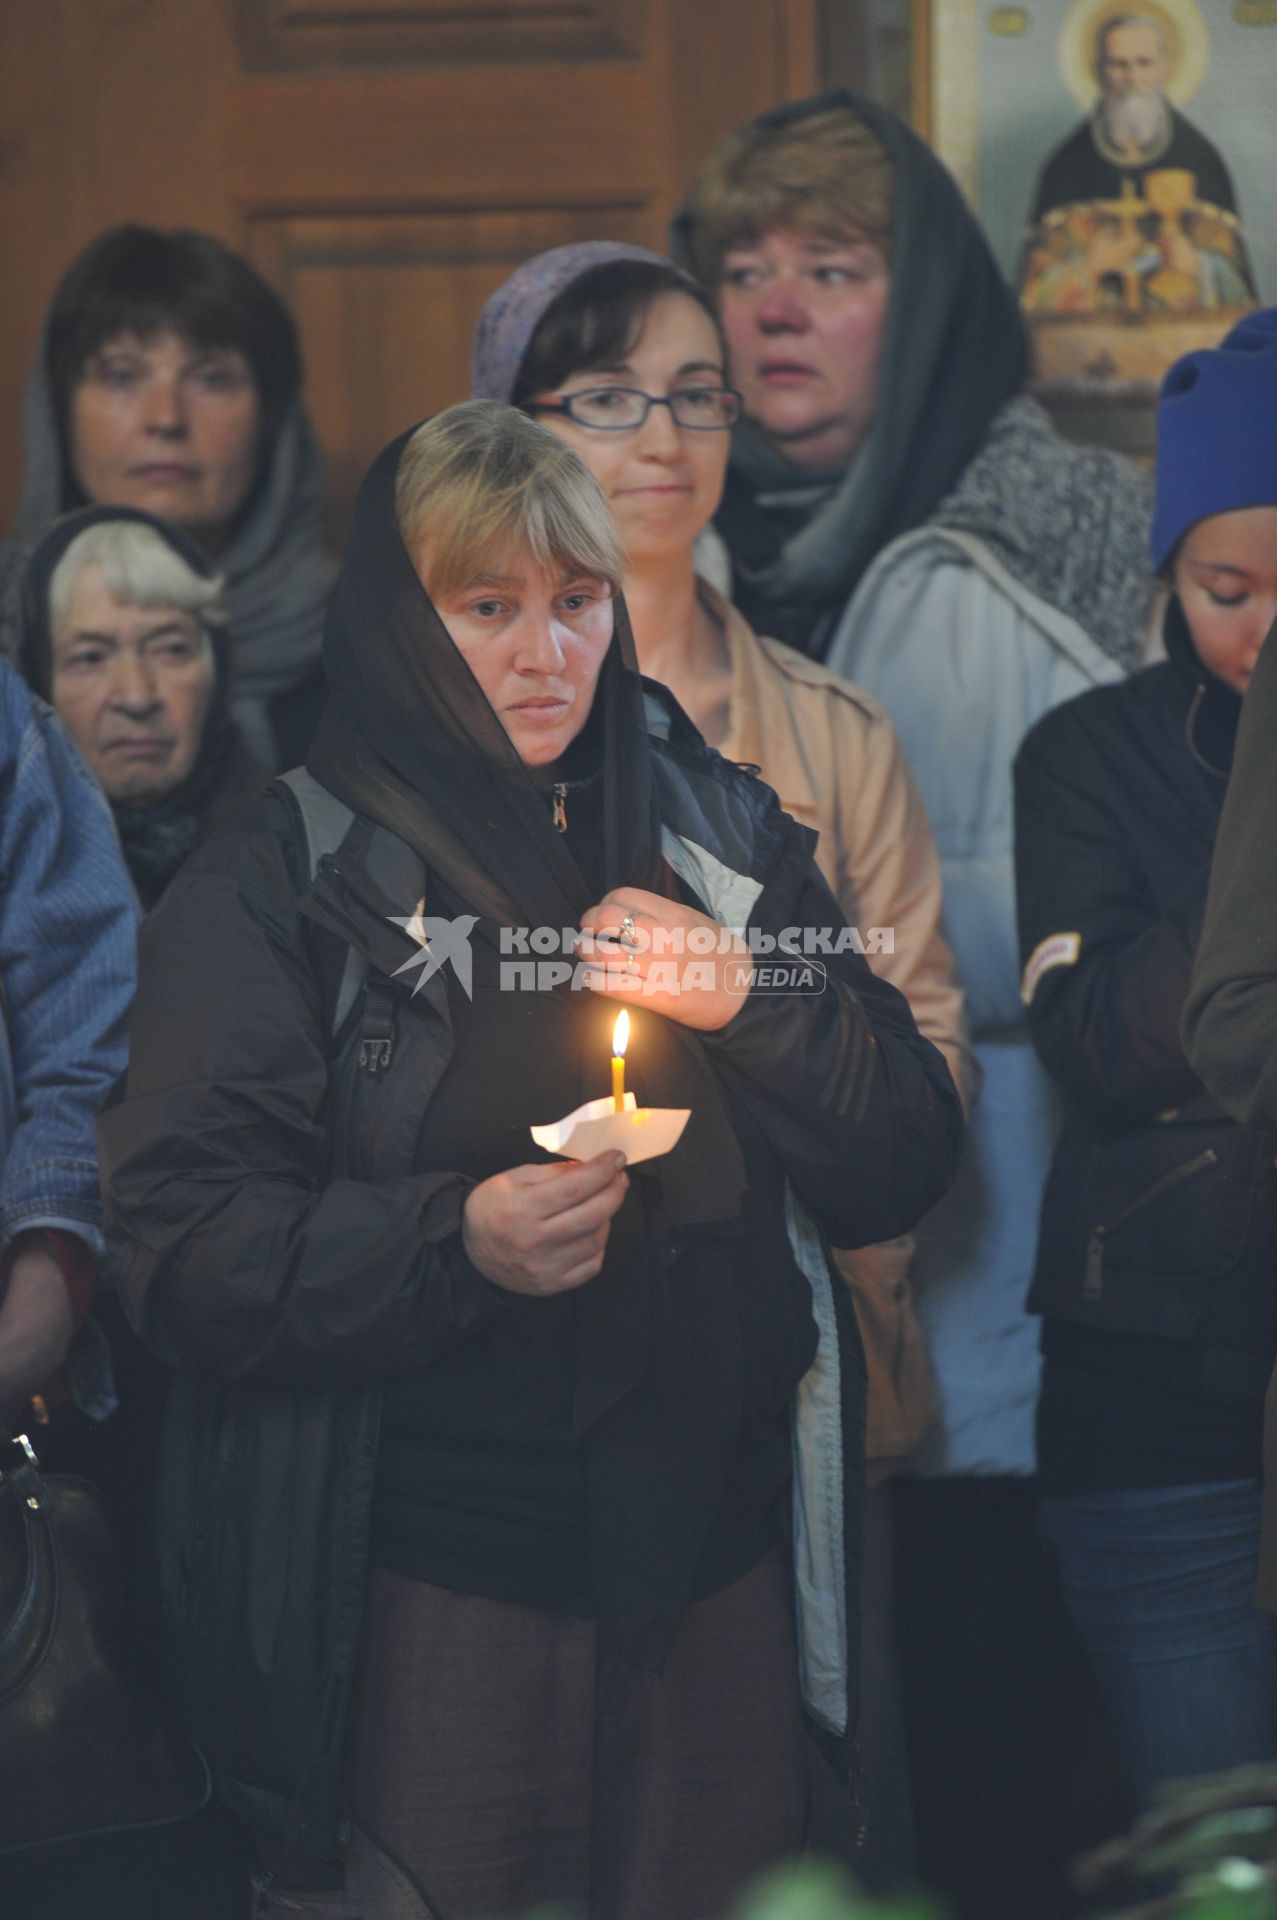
[250,204,649,537]
[0,0,819,538]
[227,64,654,209]
[241,0,646,69]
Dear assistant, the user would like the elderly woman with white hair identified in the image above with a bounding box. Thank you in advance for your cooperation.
[14,506,266,906]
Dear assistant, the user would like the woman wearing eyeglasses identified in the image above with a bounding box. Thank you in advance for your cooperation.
[473,243,975,1890]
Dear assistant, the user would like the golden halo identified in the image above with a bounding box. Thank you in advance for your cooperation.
[1057,0,1210,110]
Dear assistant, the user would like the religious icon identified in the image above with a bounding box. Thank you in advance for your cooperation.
[1018,0,1257,390]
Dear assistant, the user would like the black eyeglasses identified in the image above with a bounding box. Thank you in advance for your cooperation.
[527,385,743,432]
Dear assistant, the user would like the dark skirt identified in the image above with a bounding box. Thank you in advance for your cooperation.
[320,1548,814,1920]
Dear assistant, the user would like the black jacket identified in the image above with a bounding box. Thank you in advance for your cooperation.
[98,707,962,1880]
[1014,605,1277,1363]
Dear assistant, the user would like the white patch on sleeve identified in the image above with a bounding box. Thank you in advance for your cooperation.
[1020,931,1081,1006]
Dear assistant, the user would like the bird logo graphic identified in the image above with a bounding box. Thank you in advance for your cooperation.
[387,904,479,1000]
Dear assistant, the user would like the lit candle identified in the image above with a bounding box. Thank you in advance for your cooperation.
[611,1009,630,1112]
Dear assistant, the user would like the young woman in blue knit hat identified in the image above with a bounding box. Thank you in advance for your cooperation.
[1012,309,1277,1807]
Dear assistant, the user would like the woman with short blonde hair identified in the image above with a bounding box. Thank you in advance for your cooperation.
[101,399,962,1919]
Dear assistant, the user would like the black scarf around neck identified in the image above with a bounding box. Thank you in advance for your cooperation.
[671,88,1029,653]
[111,721,239,909]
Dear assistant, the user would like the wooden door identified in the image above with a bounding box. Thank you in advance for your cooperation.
[0,0,821,541]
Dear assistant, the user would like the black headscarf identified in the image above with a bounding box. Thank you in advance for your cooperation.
[308,427,793,1668]
[308,429,665,935]
[17,503,250,908]
[671,88,1029,653]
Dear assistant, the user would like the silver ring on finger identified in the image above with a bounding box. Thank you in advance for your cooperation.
[618,911,638,948]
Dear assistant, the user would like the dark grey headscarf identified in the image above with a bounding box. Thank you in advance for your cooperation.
[672,90,1031,653]
[0,321,336,768]
[673,89,1154,665]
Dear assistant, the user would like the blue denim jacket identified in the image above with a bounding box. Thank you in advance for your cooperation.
[0,660,137,1258]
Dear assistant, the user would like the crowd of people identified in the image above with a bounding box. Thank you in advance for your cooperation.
[0,84,1274,1920]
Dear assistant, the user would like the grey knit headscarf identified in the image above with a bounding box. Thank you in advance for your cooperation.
[471,241,697,403]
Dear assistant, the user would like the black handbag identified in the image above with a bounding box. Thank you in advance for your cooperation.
[0,1426,210,1855]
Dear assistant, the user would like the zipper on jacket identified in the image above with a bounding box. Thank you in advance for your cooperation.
[1083,1148,1219,1300]
[550,783,567,832]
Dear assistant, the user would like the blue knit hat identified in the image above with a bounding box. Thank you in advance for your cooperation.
[1151,308,1277,571]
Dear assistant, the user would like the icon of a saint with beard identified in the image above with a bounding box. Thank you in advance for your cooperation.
[1020,5,1256,319]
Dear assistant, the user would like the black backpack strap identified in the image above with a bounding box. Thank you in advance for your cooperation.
[271,775,447,1197]
[344,818,431,1073]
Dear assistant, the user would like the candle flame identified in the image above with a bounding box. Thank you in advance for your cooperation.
[612,1009,630,1058]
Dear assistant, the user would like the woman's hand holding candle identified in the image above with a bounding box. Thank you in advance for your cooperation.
[577,888,752,1032]
[462,1154,629,1296]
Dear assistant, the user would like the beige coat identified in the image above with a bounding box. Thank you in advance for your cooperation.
[708,583,976,1478]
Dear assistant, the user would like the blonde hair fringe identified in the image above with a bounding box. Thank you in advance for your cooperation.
[395,400,625,600]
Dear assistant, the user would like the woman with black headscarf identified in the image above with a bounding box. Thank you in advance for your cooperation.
[676,90,1156,1919]
[14,505,265,908]
[98,401,962,1920]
